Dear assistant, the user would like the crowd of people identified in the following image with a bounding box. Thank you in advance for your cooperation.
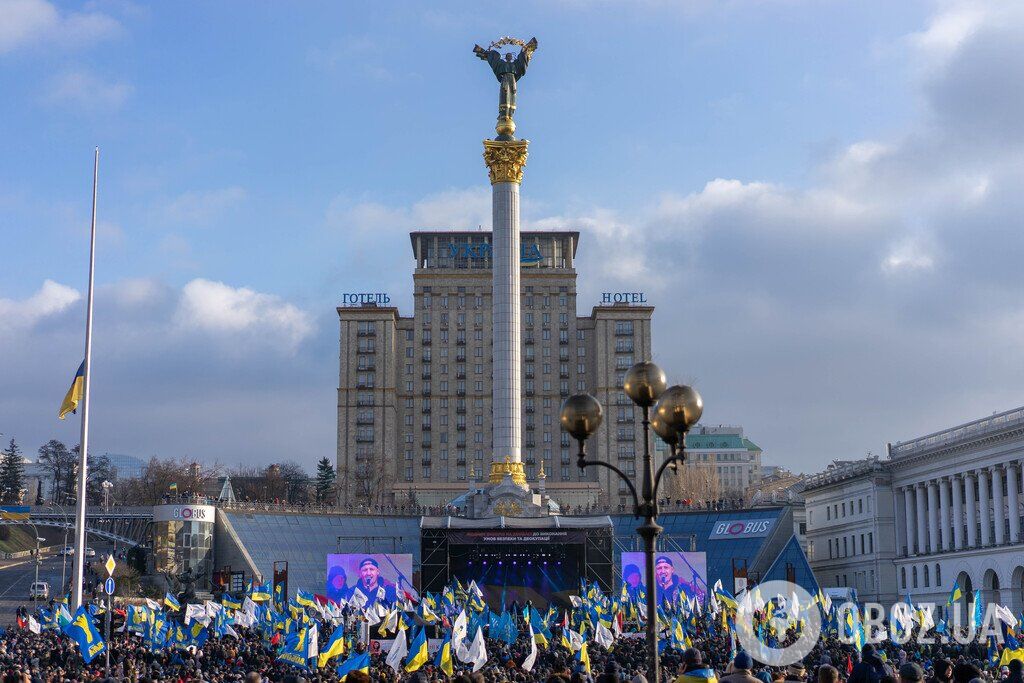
[2,604,1022,683]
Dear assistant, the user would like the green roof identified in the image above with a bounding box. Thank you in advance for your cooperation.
[684,433,762,452]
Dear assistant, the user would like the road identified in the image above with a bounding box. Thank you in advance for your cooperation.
[0,541,117,626]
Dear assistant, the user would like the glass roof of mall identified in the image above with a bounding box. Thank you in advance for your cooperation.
[223,506,816,599]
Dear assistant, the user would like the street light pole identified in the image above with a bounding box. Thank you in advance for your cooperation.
[560,362,704,683]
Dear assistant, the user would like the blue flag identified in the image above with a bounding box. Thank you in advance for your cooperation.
[63,607,106,663]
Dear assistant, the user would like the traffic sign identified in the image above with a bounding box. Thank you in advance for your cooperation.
[104,577,115,595]
[105,555,116,576]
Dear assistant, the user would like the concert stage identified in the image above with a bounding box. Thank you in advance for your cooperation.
[420,515,614,609]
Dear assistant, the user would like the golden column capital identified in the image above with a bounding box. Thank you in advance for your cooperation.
[489,456,528,486]
[483,139,529,185]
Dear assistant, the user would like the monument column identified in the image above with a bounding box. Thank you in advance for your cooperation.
[484,139,530,487]
[1009,461,1021,543]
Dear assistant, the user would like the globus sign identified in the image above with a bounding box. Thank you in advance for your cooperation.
[447,242,543,264]
[153,504,215,523]
[707,518,774,540]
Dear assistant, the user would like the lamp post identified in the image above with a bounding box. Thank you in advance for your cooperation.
[101,480,113,512]
[560,361,703,683]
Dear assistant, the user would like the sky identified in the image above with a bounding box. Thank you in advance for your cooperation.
[2,0,1023,475]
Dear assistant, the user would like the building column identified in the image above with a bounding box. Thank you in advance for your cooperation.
[1009,462,1021,544]
[952,474,964,550]
[965,471,978,548]
[939,477,952,551]
[895,487,907,556]
[927,480,939,554]
[916,484,928,555]
[993,465,1006,546]
[979,468,992,546]
[904,486,917,555]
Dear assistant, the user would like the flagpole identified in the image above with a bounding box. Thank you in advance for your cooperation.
[72,147,99,610]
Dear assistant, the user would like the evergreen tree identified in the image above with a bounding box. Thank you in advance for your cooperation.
[315,457,336,505]
[0,438,26,503]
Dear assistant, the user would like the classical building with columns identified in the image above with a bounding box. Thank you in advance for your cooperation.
[804,406,1024,610]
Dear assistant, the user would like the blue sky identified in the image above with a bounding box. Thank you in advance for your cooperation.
[3,0,1023,474]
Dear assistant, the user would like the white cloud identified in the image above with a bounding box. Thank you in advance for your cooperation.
[175,279,314,354]
[0,0,120,54]
[882,234,936,274]
[0,279,80,333]
[44,69,130,110]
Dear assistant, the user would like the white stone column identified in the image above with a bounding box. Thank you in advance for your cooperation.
[927,480,939,553]
[916,484,928,555]
[979,468,992,546]
[940,477,952,551]
[904,486,916,555]
[952,474,964,550]
[993,466,1006,545]
[1009,462,1021,544]
[895,487,907,556]
[483,140,528,488]
[965,471,978,548]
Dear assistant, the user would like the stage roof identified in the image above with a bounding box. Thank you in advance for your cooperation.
[421,515,612,529]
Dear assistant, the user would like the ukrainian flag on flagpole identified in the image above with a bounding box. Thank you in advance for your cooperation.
[63,606,106,663]
[58,361,85,419]
[404,627,429,672]
[434,631,454,676]
[947,580,963,606]
[335,652,370,681]
[318,624,347,668]
[164,592,180,611]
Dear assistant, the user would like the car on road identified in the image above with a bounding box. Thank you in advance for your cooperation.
[84,547,96,557]
[59,546,74,556]
[29,582,49,600]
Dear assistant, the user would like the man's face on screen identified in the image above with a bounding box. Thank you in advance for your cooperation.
[360,563,380,587]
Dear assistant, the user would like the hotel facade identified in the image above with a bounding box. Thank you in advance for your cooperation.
[336,230,655,510]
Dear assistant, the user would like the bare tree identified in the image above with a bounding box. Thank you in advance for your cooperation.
[341,460,394,508]
[663,462,722,505]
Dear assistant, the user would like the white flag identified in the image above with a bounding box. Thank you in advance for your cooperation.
[595,622,615,649]
[185,604,210,626]
[243,597,258,616]
[522,624,538,672]
[145,598,161,611]
[467,626,488,673]
[350,587,368,609]
[28,616,41,634]
[385,628,408,673]
[204,600,222,617]
[995,604,1018,628]
[306,623,319,661]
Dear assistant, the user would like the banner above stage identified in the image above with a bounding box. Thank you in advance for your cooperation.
[445,528,590,545]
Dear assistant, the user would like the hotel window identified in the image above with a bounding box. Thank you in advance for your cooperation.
[559,295,567,307]
[406,347,414,358]
[474,415,483,426]
[615,321,633,335]
[561,466,570,480]
[404,415,413,426]
[423,294,431,308]
[404,466,413,481]
[577,380,586,391]
[475,296,482,307]
[577,346,586,357]
[525,313,533,326]
[474,381,483,392]
[542,329,551,341]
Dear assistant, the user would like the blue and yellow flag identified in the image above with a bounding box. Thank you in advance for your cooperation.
[318,624,347,668]
[575,641,591,674]
[278,627,311,669]
[336,652,371,681]
[222,594,242,610]
[164,592,180,611]
[1002,632,1024,665]
[434,631,454,676]
[63,606,106,663]
[251,581,272,602]
[296,590,316,608]
[58,361,85,420]
[947,580,963,606]
[405,627,429,672]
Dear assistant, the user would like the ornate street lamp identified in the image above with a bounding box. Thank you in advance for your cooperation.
[560,361,703,683]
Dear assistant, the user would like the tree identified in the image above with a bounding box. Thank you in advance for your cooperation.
[277,461,310,504]
[81,450,113,504]
[314,457,336,505]
[118,456,218,505]
[0,438,26,503]
[36,439,75,503]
